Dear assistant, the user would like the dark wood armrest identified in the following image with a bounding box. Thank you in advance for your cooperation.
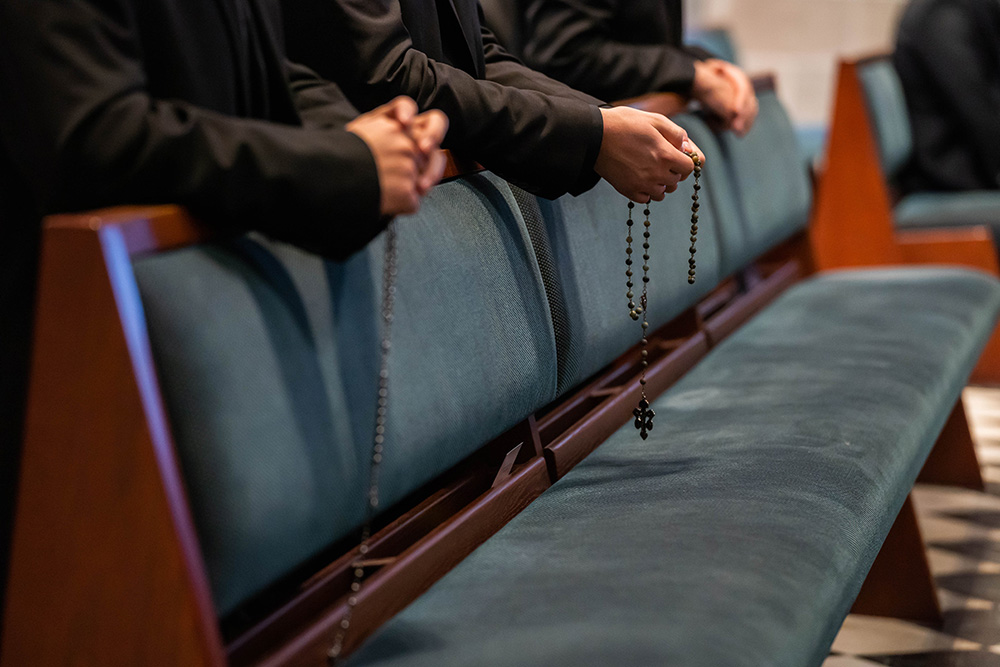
[46,205,210,257]
[441,150,483,181]
[613,92,687,117]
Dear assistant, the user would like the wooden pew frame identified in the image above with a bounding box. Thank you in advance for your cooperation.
[810,54,1000,383]
[4,78,989,663]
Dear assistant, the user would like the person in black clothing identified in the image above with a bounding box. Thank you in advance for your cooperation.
[282,0,705,205]
[520,0,758,136]
[894,0,1000,192]
[0,0,448,618]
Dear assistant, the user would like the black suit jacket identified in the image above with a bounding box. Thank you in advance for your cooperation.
[282,0,605,199]
[0,0,384,614]
[521,0,707,102]
[894,0,1000,192]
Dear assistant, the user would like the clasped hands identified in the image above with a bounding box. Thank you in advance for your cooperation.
[347,96,450,218]
[692,59,758,137]
[352,95,718,213]
[596,105,706,204]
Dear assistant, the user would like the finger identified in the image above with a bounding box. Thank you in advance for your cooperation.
[412,109,449,154]
[731,97,756,137]
[417,149,447,195]
[384,96,418,127]
[648,187,666,202]
[722,66,755,115]
[662,143,694,180]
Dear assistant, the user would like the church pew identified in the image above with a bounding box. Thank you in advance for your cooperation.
[811,54,1000,384]
[4,80,1000,667]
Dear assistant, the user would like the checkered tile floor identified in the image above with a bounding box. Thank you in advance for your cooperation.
[825,387,1000,666]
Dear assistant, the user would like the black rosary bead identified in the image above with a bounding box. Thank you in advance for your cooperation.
[685,151,701,286]
[329,223,399,665]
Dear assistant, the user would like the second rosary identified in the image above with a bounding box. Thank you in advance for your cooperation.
[626,151,702,440]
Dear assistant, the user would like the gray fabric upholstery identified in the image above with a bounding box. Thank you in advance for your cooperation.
[134,174,559,615]
[677,114,746,278]
[510,183,577,393]
[348,267,1000,667]
[857,59,914,179]
[718,90,813,273]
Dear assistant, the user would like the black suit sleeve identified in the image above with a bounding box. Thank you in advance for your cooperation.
[0,0,383,260]
[522,0,701,101]
[478,17,602,106]
[286,61,366,130]
[283,0,603,199]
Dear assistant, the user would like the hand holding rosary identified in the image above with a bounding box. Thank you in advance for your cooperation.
[628,150,702,440]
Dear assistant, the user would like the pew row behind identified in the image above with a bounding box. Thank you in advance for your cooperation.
[3,80,999,667]
[810,54,1000,383]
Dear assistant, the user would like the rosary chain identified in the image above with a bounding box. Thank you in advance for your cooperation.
[640,203,651,393]
[626,201,638,320]
[630,204,655,439]
[686,152,702,284]
[328,223,398,665]
[626,151,703,439]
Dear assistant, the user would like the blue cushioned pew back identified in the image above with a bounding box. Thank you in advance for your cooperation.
[717,89,813,273]
[528,113,724,394]
[133,174,559,616]
[676,115,746,278]
[857,59,913,179]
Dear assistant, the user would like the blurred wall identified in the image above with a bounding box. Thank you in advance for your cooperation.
[686,0,909,125]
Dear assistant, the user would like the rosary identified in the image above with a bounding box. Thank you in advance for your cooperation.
[328,222,398,665]
[628,151,701,440]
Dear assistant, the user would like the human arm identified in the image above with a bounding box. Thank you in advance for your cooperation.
[478,13,604,106]
[522,0,703,101]
[282,0,605,198]
[0,0,414,260]
[282,0,701,201]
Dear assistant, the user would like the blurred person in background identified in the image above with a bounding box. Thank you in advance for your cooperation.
[520,0,758,136]
[894,0,1000,192]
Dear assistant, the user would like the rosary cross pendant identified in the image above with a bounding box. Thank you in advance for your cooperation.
[633,398,655,440]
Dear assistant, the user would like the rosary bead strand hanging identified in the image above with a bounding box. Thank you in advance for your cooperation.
[687,152,702,284]
[328,222,398,665]
[630,203,655,439]
[625,150,703,440]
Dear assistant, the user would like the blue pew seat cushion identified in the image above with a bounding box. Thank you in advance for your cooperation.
[895,191,1000,238]
[347,267,1000,667]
